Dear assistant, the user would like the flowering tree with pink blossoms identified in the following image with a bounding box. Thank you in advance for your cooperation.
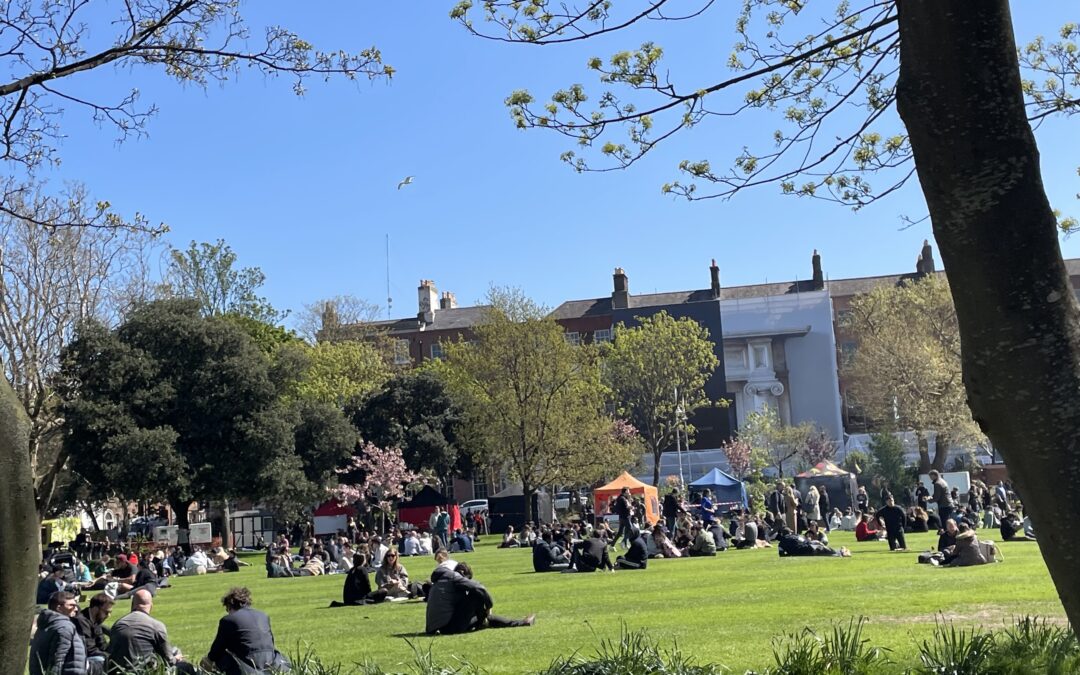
[332,443,421,513]
[721,438,753,480]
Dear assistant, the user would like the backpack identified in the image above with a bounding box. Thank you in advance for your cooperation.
[980,540,1003,563]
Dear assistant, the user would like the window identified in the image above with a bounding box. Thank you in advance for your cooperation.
[444,480,455,501]
[430,342,444,359]
[393,339,411,365]
[840,341,857,366]
[472,473,488,500]
[593,328,613,344]
[564,331,580,345]
[836,308,855,326]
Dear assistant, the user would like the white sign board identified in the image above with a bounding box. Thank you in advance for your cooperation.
[313,515,347,536]
[154,526,179,546]
[919,471,971,497]
[189,522,213,545]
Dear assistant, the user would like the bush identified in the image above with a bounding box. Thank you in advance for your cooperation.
[767,617,887,675]
[539,626,726,675]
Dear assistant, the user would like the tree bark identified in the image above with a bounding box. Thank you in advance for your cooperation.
[897,0,1080,630]
[521,478,533,525]
[931,433,951,473]
[0,378,39,675]
[916,432,931,474]
[652,445,662,487]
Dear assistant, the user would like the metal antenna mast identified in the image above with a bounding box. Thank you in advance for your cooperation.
[385,234,392,319]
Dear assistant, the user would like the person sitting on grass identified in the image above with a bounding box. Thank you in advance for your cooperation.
[777,529,851,558]
[296,549,325,577]
[1000,511,1035,542]
[376,549,423,599]
[449,529,474,553]
[828,508,843,531]
[114,557,161,600]
[804,520,828,545]
[650,526,683,559]
[202,587,289,675]
[839,507,859,531]
[425,562,535,634]
[615,528,649,569]
[569,531,614,573]
[36,566,70,605]
[941,525,988,567]
[109,589,195,673]
[685,522,717,557]
[329,554,388,606]
[499,526,520,549]
[533,531,571,572]
[937,518,959,552]
[402,530,421,556]
[855,514,883,542]
[909,507,930,533]
[29,591,84,675]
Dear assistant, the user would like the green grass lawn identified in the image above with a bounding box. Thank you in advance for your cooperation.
[111,532,1064,673]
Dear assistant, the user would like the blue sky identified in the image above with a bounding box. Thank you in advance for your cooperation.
[44,1,1080,326]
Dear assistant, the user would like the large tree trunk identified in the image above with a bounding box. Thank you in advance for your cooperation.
[916,432,931,474]
[521,478,534,525]
[0,379,40,675]
[897,0,1080,630]
[931,433,951,473]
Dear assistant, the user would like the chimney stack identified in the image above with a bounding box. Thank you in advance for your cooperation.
[612,267,629,309]
[439,291,458,310]
[811,250,824,290]
[418,279,438,324]
[921,239,936,273]
[709,259,721,299]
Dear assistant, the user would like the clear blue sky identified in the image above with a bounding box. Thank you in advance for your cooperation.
[45,2,1080,326]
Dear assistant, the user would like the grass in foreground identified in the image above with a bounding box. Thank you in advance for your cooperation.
[105,531,1063,673]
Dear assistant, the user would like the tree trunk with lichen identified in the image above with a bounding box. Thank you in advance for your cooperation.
[897,0,1080,631]
[0,378,40,675]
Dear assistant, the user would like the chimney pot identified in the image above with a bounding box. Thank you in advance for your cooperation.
[709,259,721,299]
[418,279,439,323]
[920,240,936,274]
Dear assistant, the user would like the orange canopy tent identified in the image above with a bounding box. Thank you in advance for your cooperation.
[593,472,661,525]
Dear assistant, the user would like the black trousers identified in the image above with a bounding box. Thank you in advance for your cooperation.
[440,591,527,634]
[886,529,907,551]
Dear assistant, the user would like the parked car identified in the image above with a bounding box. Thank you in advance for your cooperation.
[554,492,572,511]
[460,499,488,518]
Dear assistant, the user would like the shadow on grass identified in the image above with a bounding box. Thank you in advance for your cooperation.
[392,632,434,638]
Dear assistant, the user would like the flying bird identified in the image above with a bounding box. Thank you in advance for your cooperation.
[397,176,414,190]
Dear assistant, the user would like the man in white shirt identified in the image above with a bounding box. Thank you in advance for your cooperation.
[403,531,421,556]
[369,536,389,569]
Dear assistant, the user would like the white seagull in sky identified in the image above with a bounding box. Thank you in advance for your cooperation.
[397,176,414,190]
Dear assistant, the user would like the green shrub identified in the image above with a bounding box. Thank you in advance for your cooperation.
[914,619,995,675]
[768,617,887,675]
[989,616,1080,675]
[539,625,726,674]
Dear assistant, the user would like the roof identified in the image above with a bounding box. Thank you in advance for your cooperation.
[552,258,1080,321]
[399,485,450,508]
[795,460,853,478]
[689,467,744,487]
[366,305,492,334]
[313,501,356,517]
[594,471,656,493]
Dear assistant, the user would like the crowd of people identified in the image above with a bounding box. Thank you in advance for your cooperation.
[29,472,1032,674]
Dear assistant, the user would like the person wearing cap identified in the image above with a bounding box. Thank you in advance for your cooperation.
[29,591,85,675]
[36,566,69,605]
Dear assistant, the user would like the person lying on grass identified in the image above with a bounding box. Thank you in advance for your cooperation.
[426,562,535,634]
[776,529,851,558]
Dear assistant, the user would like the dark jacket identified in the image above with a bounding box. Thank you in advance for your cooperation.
[425,565,492,634]
[933,478,953,508]
[573,537,612,572]
[950,532,988,567]
[30,609,87,675]
[613,495,631,518]
[532,541,564,572]
[623,535,649,567]
[662,494,682,518]
[343,567,373,605]
[875,505,906,533]
[36,578,66,605]
[207,608,281,675]
[73,608,108,658]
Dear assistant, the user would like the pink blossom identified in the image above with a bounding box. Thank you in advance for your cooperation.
[331,443,421,511]
[721,438,753,479]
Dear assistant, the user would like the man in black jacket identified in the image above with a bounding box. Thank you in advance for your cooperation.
[570,532,613,572]
[74,593,113,673]
[615,528,649,569]
[818,486,831,531]
[874,496,908,551]
[425,563,534,634]
[202,587,287,675]
[609,488,634,548]
[929,470,954,524]
[662,491,684,532]
[532,532,570,572]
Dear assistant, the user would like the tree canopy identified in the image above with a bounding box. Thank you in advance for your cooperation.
[603,311,719,485]
[843,275,982,471]
[438,287,638,521]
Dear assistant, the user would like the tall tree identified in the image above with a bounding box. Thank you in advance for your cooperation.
[0,5,390,669]
[604,311,719,485]
[455,1,1080,627]
[0,190,156,518]
[438,288,637,522]
[279,341,395,408]
[740,407,814,478]
[298,294,384,343]
[844,275,981,472]
[162,239,281,323]
[59,300,303,530]
[351,369,466,479]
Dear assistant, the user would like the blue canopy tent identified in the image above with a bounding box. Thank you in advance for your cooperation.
[688,468,748,512]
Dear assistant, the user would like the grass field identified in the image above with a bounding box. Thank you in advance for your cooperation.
[110,532,1064,673]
